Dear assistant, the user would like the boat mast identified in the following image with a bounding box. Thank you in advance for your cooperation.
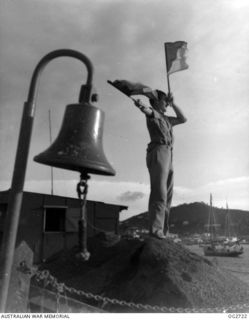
[225,202,230,239]
[207,194,211,236]
[210,194,216,241]
[208,193,218,241]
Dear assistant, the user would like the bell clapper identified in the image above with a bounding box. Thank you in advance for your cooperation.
[76,172,91,261]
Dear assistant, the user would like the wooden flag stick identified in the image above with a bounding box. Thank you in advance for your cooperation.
[164,43,171,95]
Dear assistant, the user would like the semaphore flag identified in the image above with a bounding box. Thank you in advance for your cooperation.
[107,80,158,99]
[164,41,188,75]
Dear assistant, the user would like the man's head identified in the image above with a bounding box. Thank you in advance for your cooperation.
[149,90,168,113]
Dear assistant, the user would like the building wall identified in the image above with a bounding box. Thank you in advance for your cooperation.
[0,191,127,263]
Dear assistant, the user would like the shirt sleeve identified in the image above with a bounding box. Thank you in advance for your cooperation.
[168,116,183,126]
[146,109,161,119]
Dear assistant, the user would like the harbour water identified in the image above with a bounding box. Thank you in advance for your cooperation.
[187,243,249,285]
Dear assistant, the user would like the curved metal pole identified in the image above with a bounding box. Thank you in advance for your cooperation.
[27,49,93,104]
[0,49,93,312]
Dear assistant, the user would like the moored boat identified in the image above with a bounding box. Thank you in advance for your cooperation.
[203,195,243,257]
[203,241,243,257]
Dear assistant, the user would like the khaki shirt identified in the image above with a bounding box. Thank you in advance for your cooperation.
[146,110,174,152]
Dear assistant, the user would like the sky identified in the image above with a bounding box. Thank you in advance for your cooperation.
[0,0,249,220]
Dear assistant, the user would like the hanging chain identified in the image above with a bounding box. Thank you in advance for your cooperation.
[76,172,91,261]
[76,173,90,202]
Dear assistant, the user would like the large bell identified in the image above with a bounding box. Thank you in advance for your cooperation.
[34,103,116,176]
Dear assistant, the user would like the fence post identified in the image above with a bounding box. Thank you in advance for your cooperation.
[5,241,33,312]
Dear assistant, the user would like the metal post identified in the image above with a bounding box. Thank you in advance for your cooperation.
[0,49,94,312]
[48,109,54,195]
[0,101,35,312]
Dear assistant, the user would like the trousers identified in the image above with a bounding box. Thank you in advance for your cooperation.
[146,145,173,234]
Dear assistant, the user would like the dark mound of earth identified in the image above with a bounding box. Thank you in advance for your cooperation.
[34,234,249,313]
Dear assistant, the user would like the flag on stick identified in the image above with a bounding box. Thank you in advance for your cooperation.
[107,80,158,100]
[164,41,188,75]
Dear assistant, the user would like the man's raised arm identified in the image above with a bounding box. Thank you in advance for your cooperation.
[133,99,153,117]
[167,94,187,125]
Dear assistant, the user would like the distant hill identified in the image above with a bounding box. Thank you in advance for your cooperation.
[120,202,249,237]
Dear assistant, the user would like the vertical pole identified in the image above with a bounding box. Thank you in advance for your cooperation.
[5,241,33,312]
[226,202,230,238]
[167,74,171,95]
[209,193,212,241]
[0,101,35,312]
[48,110,54,195]
[212,206,216,241]
[164,43,171,94]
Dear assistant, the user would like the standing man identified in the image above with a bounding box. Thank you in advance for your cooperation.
[135,90,187,239]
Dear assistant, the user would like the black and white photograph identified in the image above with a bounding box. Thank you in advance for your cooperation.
[0,0,249,317]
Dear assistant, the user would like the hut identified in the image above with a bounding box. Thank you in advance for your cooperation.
[0,190,127,263]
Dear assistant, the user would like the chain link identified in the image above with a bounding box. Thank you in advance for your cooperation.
[30,268,249,313]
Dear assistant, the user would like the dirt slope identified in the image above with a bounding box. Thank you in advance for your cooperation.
[37,235,249,312]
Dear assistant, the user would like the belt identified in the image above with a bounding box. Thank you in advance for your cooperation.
[147,140,173,152]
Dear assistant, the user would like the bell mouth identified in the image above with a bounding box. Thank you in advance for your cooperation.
[34,152,116,176]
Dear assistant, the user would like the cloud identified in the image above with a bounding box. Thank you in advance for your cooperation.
[0,178,150,221]
[117,191,145,202]
[173,176,249,210]
[1,175,248,222]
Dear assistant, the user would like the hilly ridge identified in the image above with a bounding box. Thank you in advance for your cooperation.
[120,202,249,237]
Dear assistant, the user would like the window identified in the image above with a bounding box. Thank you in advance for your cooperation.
[44,207,66,232]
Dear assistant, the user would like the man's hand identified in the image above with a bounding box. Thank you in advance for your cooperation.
[134,99,141,107]
[166,92,174,106]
